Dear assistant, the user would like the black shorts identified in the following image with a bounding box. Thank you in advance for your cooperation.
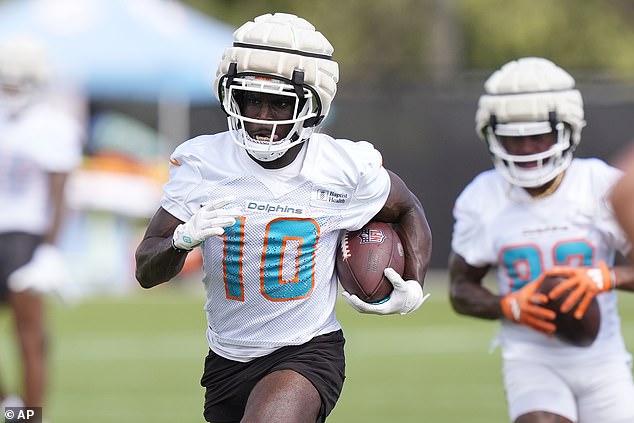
[0,232,41,302]
[200,329,346,423]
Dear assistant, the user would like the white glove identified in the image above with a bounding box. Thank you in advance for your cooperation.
[172,197,242,250]
[341,268,430,315]
[8,244,74,299]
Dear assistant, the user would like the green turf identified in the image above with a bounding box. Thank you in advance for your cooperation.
[0,272,632,422]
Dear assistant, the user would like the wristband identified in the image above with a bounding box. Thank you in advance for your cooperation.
[171,238,191,253]
[610,269,618,289]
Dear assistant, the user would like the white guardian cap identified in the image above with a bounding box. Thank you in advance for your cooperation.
[214,13,339,161]
[475,57,585,187]
[0,36,51,114]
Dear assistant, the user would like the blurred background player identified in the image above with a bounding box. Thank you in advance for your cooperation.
[0,37,83,412]
[448,57,634,423]
[611,144,634,257]
[135,12,432,423]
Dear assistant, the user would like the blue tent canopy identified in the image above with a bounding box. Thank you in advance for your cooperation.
[0,0,235,103]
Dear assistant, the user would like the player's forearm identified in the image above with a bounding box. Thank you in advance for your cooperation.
[395,204,432,285]
[612,265,634,292]
[377,170,431,284]
[448,253,501,319]
[135,236,188,288]
[610,169,634,247]
[449,280,504,319]
[45,172,69,244]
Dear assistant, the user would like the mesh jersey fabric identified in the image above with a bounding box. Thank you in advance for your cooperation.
[162,131,390,361]
[451,158,632,365]
[0,103,82,235]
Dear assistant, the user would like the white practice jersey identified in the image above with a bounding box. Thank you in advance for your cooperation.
[452,158,632,365]
[0,103,82,235]
[162,131,391,362]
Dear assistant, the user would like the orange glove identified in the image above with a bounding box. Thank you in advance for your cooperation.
[545,261,614,319]
[500,279,556,335]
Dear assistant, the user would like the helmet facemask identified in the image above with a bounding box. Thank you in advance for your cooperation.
[484,114,575,188]
[220,71,321,162]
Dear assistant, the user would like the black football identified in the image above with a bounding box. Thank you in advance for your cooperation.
[538,275,600,347]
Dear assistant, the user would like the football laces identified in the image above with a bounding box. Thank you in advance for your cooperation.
[340,232,351,260]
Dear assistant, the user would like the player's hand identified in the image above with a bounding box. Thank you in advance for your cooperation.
[544,261,613,319]
[172,197,242,251]
[500,279,556,335]
[341,268,431,315]
[8,244,74,300]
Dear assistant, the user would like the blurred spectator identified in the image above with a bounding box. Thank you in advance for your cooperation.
[0,36,83,414]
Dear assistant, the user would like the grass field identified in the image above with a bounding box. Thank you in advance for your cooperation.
[1,271,633,422]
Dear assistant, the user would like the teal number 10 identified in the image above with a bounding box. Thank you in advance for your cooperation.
[222,217,320,302]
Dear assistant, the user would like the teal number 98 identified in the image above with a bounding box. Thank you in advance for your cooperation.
[501,240,594,291]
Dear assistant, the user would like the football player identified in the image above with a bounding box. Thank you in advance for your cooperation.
[135,13,432,423]
[0,37,82,414]
[611,145,634,258]
[448,57,634,423]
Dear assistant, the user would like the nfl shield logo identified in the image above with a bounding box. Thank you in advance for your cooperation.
[357,228,386,244]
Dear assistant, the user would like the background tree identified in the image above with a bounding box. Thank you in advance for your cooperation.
[186,0,634,84]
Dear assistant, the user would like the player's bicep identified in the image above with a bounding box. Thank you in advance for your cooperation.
[374,170,431,282]
[374,170,417,222]
[449,250,487,282]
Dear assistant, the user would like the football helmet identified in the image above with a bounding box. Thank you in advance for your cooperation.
[475,57,585,188]
[0,37,50,114]
[214,13,339,161]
